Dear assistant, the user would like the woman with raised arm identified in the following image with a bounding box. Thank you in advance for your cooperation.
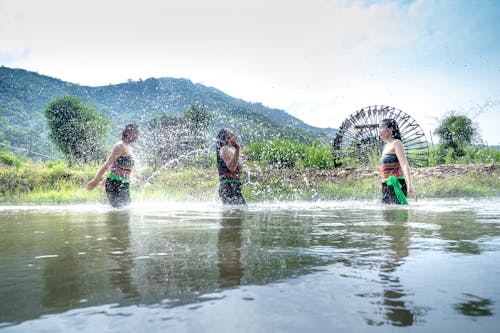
[86,123,139,208]
[216,128,246,205]
[378,119,417,205]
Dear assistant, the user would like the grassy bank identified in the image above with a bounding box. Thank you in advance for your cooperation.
[0,160,498,204]
[0,160,99,204]
[242,163,499,201]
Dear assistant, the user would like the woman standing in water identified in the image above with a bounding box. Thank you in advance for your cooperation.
[86,123,139,208]
[216,128,246,205]
[379,119,417,204]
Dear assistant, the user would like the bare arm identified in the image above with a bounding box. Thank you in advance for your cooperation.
[394,140,417,201]
[86,143,123,190]
[220,144,240,172]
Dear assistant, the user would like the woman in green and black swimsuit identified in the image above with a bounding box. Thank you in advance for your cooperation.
[86,123,139,208]
[378,119,417,205]
[216,128,246,205]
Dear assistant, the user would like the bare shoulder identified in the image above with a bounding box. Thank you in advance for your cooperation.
[111,141,127,156]
[393,139,404,149]
[393,139,408,159]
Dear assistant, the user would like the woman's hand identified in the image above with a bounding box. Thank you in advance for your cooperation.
[228,134,239,149]
[408,186,418,201]
[86,178,100,191]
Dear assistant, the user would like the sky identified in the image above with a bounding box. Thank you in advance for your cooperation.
[1,0,499,145]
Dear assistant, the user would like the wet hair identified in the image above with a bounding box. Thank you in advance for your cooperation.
[381,119,402,140]
[122,122,139,142]
[216,128,230,150]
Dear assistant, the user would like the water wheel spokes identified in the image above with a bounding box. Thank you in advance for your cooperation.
[332,105,429,167]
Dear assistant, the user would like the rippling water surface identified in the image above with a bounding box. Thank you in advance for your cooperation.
[1,198,499,332]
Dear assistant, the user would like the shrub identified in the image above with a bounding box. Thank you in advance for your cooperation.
[0,149,22,167]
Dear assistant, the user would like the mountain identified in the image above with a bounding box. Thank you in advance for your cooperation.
[0,66,336,158]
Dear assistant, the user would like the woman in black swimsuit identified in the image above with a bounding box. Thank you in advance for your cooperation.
[379,119,417,204]
[216,128,246,205]
[86,123,139,208]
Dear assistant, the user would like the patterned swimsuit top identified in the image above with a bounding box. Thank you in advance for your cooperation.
[216,148,241,181]
[379,153,402,179]
[110,155,134,178]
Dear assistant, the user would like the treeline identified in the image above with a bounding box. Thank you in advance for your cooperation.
[2,138,499,171]
[244,141,499,169]
[243,112,499,168]
[1,93,499,170]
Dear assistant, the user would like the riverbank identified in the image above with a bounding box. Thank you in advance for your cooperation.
[242,163,499,201]
[0,163,498,204]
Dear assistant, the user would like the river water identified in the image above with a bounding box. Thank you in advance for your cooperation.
[0,198,499,332]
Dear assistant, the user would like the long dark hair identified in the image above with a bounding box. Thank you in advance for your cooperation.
[381,119,402,140]
[122,122,139,142]
[216,128,230,151]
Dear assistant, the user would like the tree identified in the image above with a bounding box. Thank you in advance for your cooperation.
[183,103,214,148]
[435,112,480,161]
[141,104,214,169]
[0,108,5,143]
[142,115,184,169]
[45,96,109,163]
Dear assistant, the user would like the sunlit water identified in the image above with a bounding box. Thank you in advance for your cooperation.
[1,198,499,332]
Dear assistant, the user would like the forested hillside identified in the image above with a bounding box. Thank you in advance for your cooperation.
[0,66,336,158]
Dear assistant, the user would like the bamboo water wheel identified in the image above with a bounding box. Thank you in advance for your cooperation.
[332,105,429,167]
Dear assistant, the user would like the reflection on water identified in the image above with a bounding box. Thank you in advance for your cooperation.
[38,211,139,311]
[379,209,416,327]
[218,209,245,288]
[105,211,139,299]
[0,199,499,332]
[456,294,494,317]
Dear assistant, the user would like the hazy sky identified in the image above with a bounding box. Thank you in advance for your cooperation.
[1,0,499,144]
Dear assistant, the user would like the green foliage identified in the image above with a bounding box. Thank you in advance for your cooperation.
[243,174,298,201]
[184,103,214,134]
[141,104,215,170]
[246,139,304,168]
[0,109,53,160]
[137,167,218,201]
[414,172,499,197]
[0,159,98,203]
[0,149,22,167]
[0,158,498,204]
[435,113,480,162]
[315,177,379,200]
[304,141,335,169]
[39,160,72,183]
[0,108,4,142]
[246,139,334,169]
[1,66,331,158]
[271,140,305,168]
[428,146,500,166]
[45,96,109,164]
[182,104,214,162]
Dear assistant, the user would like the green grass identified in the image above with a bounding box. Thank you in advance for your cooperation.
[413,172,499,198]
[134,168,219,201]
[0,156,498,204]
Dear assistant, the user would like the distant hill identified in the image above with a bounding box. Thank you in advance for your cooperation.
[0,66,337,158]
